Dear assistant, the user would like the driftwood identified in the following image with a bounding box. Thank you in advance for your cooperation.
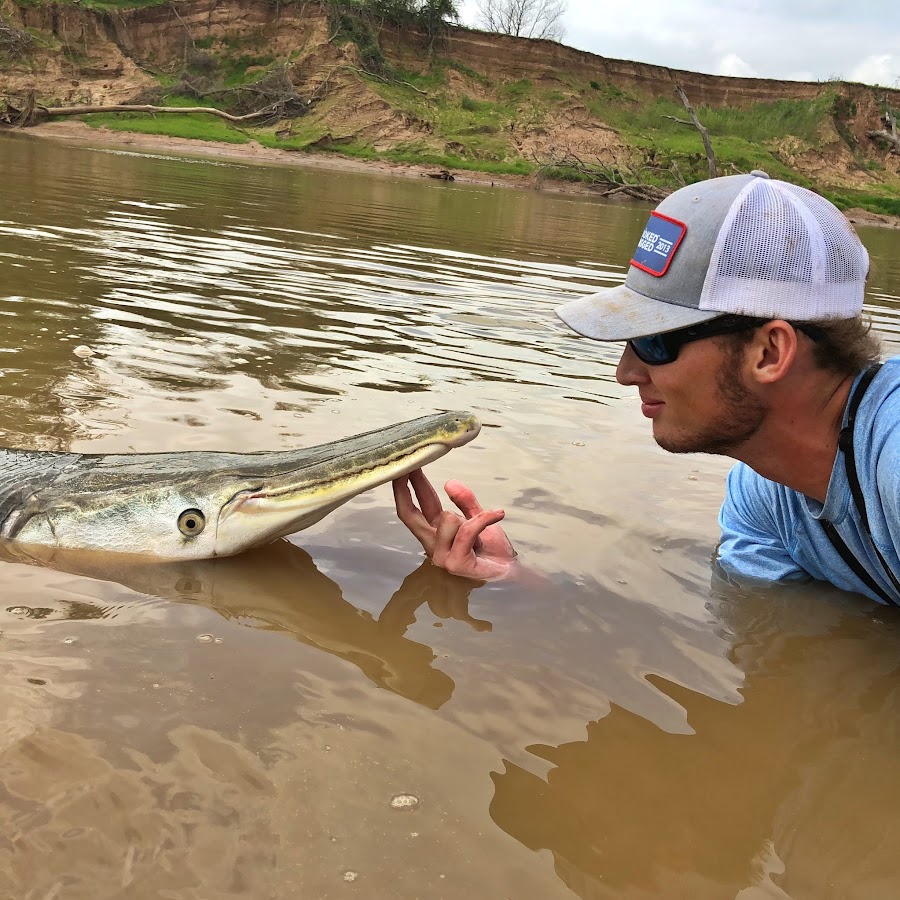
[664,83,718,179]
[2,99,296,128]
[0,22,31,57]
[0,20,32,60]
[162,66,311,118]
[533,151,671,202]
[1,91,36,126]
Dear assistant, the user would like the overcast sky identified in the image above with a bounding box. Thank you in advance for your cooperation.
[457,0,900,87]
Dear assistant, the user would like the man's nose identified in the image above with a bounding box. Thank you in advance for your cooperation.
[616,342,649,386]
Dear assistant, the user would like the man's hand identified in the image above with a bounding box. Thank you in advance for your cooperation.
[392,469,517,582]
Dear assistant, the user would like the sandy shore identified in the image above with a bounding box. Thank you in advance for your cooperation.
[14,120,900,228]
[843,207,900,230]
[19,120,608,198]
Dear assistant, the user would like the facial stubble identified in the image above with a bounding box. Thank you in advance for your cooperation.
[654,341,767,457]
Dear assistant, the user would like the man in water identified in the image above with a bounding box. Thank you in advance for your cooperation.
[393,171,900,605]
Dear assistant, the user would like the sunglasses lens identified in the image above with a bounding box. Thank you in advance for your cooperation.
[630,335,674,365]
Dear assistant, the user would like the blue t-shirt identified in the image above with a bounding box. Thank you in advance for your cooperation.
[717,356,900,605]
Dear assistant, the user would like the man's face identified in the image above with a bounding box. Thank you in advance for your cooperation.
[616,334,767,456]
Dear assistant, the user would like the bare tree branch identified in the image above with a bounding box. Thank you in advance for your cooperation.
[476,0,566,41]
[0,20,33,60]
[531,149,670,202]
[168,2,196,51]
[673,83,717,179]
[151,64,310,118]
[353,66,429,95]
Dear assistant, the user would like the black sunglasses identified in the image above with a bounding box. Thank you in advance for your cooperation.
[628,316,825,366]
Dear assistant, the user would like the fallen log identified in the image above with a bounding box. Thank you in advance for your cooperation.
[2,100,289,128]
[868,128,900,153]
[868,104,899,154]
[532,151,671,202]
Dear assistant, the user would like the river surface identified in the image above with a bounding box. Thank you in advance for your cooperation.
[2,131,900,900]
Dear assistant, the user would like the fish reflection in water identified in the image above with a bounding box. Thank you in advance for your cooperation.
[0,539,491,710]
[489,574,900,899]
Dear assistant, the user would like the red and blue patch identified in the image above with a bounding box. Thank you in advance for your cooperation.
[630,211,687,277]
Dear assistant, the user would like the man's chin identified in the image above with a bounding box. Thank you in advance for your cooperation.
[653,426,748,457]
[654,432,696,454]
[652,421,687,454]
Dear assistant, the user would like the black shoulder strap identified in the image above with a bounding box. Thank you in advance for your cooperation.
[822,364,900,606]
[837,363,881,534]
[821,520,897,606]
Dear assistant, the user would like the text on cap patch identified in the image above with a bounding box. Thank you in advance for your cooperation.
[631,212,687,277]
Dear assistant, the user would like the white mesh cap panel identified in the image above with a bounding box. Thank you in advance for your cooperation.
[699,178,869,320]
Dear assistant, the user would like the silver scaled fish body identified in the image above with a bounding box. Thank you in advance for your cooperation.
[0,411,480,559]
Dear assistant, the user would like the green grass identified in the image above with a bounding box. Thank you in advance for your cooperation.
[222,53,275,86]
[435,57,491,85]
[627,131,810,184]
[586,80,628,102]
[361,71,552,164]
[391,66,449,92]
[498,79,533,101]
[824,186,900,217]
[567,87,849,191]
[288,136,533,174]
[584,93,836,147]
[80,110,250,143]
[388,59,491,92]
[382,149,531,174]
[23,26,60,50]
[255,120,336,151]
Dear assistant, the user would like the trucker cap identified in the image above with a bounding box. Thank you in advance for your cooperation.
[556,171,870,341]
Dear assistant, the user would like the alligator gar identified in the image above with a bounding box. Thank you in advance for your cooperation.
[0,411,480,559]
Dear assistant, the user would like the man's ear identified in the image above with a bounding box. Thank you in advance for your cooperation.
[746,320,798,385]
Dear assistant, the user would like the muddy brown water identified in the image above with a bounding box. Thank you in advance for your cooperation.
[3,131,900,900]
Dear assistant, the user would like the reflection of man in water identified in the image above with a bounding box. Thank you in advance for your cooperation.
[489,576,900,898]
[394,172,900,605]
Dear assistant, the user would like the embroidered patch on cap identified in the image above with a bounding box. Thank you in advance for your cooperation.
[631,212,687,277]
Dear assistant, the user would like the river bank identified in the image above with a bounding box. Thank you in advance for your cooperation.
[15,120,602,197]
[13,120,900,230]
[4,0,900,224]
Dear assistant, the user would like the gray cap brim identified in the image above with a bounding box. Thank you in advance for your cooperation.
[556,284,720,341]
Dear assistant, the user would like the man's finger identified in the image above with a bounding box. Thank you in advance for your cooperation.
[445,480,487,520]
[445,510,505,567]
[393,477,437,551]
[409,469,444,524]
[393,477,420,522]
[431,511,464,567]
[476,510,515,557]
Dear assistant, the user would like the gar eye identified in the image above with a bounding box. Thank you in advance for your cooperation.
[177,509,206,537]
